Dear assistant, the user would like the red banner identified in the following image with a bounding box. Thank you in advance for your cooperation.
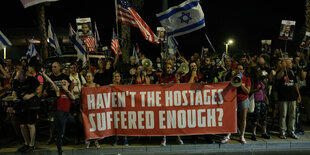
[81,82,237,140]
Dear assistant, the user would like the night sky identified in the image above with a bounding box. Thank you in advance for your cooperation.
[1,0,307,59]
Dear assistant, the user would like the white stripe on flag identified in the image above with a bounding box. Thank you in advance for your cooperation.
[74,35,87,67]
[48,20,62,55]
[156,0,205,37]
[20,0,59,8]
[117,0,159,44]
[0,30,12,50]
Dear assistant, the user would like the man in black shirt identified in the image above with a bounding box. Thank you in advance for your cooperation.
[201,57,217,83]
[276,58,301,139]
[45,61,71,145]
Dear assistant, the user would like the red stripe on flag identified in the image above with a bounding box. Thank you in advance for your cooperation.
[111,39,122,55]
[84,37,96,52]
[116,3,158,44]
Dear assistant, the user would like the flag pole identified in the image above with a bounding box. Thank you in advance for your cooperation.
[115,0,119,37]
[205,33,216,53]
[87,46,91,71]
[114,0,121,57]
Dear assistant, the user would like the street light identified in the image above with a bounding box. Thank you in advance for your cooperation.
[225,40,233,54]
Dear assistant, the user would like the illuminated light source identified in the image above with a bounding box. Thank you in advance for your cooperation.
[225,39,234,54]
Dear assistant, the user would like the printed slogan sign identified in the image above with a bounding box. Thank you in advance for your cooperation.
[81,82,237,140]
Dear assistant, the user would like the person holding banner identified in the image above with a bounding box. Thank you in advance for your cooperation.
[159,63,179,84]
[201,57,218,84]
[110,71,129,146]
[183,61,202,83]
[82,71,101,148]
[221,64,251,144]
[159,63,183,146]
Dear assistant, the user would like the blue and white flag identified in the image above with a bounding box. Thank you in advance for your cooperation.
[93,21,101,48]
[26,39,40,59]
[74,34,87,68]
[132,45,139,64]
[69,23,76,42]
[0,30,12,50]
[156,0,205,37]
[48,20,62,55]
[168,36,178,50]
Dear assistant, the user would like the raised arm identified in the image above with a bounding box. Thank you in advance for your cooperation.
[42,71,59,93]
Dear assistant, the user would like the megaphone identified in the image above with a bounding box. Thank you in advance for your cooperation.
[231,73,242,87]
[142,58,153,68]
[177,63,189,74]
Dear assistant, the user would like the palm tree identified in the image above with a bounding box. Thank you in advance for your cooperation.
[37,4,49,60]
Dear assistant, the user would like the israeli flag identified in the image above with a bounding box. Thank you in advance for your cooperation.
[132,46,139,64]
[26,39,40,59]
[156,0,205,37]
[74,35,87,68]
[48,20,62,55]
[0,30,12,50]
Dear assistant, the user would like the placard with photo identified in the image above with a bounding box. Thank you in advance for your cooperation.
[76,17,93,39]
[300,32,310,49]
[279,20,296,40]
[157,27,166,42]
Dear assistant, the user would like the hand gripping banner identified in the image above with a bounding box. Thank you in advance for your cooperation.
[81,82,237,140]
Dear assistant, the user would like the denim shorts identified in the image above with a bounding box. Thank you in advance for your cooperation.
[238,98,250,109]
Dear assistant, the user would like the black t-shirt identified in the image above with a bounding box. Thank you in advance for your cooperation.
[277,70,298,101]
[94,69,114,86]
[48,73,71,97]
[13,76,39,100]
[201,65,217,83]
[146,72,159,84]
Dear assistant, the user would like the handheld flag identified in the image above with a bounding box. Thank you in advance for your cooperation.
[20,0,59,8]
[74,35,87,68]
[48,20,62,55]
[167,36,178,50]
[132,45,139,64]
[156,0,205,37]
[69,23,76,42]
[111,29,122,55]
[93,21,101,48]
[26,39,40,60]
[116,0,159,44]
[84,37,96,52]
[0,30,12,50]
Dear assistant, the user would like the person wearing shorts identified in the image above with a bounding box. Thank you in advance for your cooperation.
[221,64,251,144]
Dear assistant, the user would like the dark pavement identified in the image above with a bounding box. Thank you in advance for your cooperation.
[0,125,310,155]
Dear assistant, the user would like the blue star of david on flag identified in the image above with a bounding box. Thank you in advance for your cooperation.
[156,0,205,37]
[179,12,192,24]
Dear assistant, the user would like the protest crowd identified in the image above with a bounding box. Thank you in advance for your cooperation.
[1,0,310,155]
[0,44,310,154]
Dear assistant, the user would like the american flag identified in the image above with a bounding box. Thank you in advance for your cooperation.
[84,37,96,52]
[111,29,122,55]
[116,0,159,44]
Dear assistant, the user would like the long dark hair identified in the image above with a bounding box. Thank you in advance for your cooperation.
[250,66,261,88]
